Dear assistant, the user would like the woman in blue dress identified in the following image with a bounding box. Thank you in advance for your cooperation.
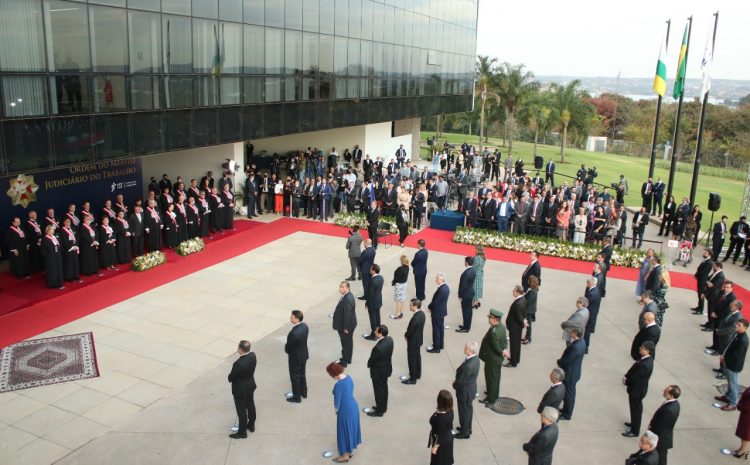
[327,362,361,463]
[635,248,655,299]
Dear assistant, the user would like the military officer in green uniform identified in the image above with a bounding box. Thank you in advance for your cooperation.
[479,308,510,406]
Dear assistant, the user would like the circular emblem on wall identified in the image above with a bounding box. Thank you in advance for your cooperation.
[6,174,39,208]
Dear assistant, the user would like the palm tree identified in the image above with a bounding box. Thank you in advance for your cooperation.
[497,62,539,153]
[475,56,499,153]
[552,79,584,163]
[520,91,554,157]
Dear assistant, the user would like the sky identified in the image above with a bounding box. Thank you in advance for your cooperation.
[476,0,750,81]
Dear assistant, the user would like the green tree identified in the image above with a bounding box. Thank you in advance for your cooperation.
[475,55,500,153]
[497,62,539,153]
[519,90,554,156]
[552,79,588,163]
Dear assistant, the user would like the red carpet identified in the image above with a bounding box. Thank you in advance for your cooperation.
[2,217,748,348]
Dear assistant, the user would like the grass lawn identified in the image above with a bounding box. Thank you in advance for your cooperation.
[420,131,744,218]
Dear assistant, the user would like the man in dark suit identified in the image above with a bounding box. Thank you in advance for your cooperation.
[632,207,650,249]
[159,173,173,194]
[200,171,215,190]
[583,277,602,351]
[228,340,257,438]
[357,239,376,300]
[128,205,145,257]
[523,407,560,464]
[453,341,480,439]
[522,251,542,291]
[718,318,749,411]
[651,178,665,216]
[715,301,743,376]
[699,261,724,322]
[505,285,527,367]
[346,226,363,280]
[631,312,660,361]
[366,325,393,417]
[456,256,477,333]
[364,264,384,340]
[557,326,585,420]
[537,368,566,414]
[463,190,479,227]
[284,310,309,403]
[245,174,258,218]
[367,202,380,248]
[706,280,736,342]
[648,385,681,465]
[641,177,654,210]
[403,299,426,385]
[427,273,450,353]
[623,341,655,437]
[712,216,727,262]
[332,281,357,367]
[625,431,660,465]
[599,237,613,268]
[545,159,555,186]
[412,239,428,301]
[644,256,663,294]
[692,249,714,313]
[723,216,747,264]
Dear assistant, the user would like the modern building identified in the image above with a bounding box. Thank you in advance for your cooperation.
[0,0,477,189]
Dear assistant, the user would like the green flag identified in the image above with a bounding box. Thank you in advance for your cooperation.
[672,24,688,99]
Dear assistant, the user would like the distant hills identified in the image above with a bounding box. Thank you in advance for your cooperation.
[536,76,750,105]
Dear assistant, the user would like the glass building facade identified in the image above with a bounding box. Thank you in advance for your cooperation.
[0,0,477,175]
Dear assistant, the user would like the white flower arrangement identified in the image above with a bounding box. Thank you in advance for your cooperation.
[453,227,645,268]
[132,250,168,271]
[334,212,409,235]
[175,237,206,257]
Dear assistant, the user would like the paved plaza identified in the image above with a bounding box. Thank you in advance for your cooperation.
[0,218,748,465]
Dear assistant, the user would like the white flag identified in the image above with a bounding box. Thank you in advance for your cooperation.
[700,30,713,96]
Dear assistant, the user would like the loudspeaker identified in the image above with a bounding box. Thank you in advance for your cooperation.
[534,155,543,170]
[708,192,721,212]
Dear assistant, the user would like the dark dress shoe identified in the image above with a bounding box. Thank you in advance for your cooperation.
[503,362,517,367]
[302,393,308,399]
[622,430,638,438]
[454,432,471,439]
[701,327,713,332]
[345,277,355,281]
[722,405,737,411]
[247,424,255,433]
[357,296,366,300]
[715,395,729,402]
[455,328,469,333]
[713,368,723,373]
[558,416,571,421]
[716,373,726,379]
[426,348,441,353]
[624,422,632,427]
[363,334,376,341]
[229,433,247,439]
[367,410,383,417]
[286,397,301,403]
[692,310,704,315]
[478,398,491,404]
[402,379,417,385]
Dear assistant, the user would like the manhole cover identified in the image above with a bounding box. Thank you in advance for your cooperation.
[487,397,524,415]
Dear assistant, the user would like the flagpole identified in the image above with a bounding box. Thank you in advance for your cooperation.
[666,16,693,202]
[689,11,719,208]
[648,19,671,179]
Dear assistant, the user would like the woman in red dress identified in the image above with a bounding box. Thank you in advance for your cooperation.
[733,387,750,458]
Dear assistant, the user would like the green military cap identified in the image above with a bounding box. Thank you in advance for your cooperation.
[488,308,503,318]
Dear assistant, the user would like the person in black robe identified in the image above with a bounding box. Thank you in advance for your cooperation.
[99,217,117,270]
[175,199,188,243]
[129,205,145,257]
[144,200,163,251]
[198,193,212,238]
[41,225,64,289]
[79,217,101,276]
[114,211,132,264]
[42,208,60,237]
[114,194,128,216]
[102,199,117,223]
[23,211,44,272]
[160,187,174,213]
[64,203,81,233]
[164,204,179,248]
[186,197,200,239]
[7,217,31,278]
[60,219,81,282]
[81,201,97,229]
[221,184,235,230]
[209,188,225,232]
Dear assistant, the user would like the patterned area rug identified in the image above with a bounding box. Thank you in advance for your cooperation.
[487,397,525,415]
[0,332,99,393]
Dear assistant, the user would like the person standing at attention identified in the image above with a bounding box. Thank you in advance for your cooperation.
[284,310,309,403]
[228,340,257,439]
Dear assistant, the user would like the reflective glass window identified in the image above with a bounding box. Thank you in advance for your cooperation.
[222,22,243,73]
[128,0,160,11]
[165,76,193,108]
[348,0,361,39]
[347,39,360,76]
[2,77,48,117]
[163,15,192,73]
[334,78,346,99]
[285,77,301,101]
[193,19,219,73]
[90,6,128,73]
[219,0,243,21]
[219,106,242,142]
[129,11,162,73]
[303,0,319,32]
[46,0,91,72]
[319,0,334,35]
[243,0,264,25]
[360,0,372,40]
[52,117,95,165]
[0,0,46,72]
[285,30,303,75]
[334,0,348,37]
[334,37,347,76]
[131,75,162,110]
[243,25,264,73]
[265,0,284,28]
[319,77,331,99]
[4,120,51,172]
[265,77,281,102]
[371,2,383,42]
[94,76,127,112]
[318,35,333,75]
[243,77,264,103]
[131,112,163,154]
[265,28,284,74]
[95,114,130,160]
[383,6,394,44]
[221,77,241,104]
[162,0,191,15]
[302,77,317,100]
[346,77,357,98]
[194,109,218,146]
[302,33,318,75]
[193,0,218,18]
[360,40,371,76]
[165,110,192,150]
[51,75,92,114]
[286,0,302,30]
[195,76,219,106]
[91,0,125,6]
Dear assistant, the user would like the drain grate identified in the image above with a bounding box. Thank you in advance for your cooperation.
[487,397,525,415]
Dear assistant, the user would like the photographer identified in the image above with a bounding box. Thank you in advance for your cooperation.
[585,167,598,186]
